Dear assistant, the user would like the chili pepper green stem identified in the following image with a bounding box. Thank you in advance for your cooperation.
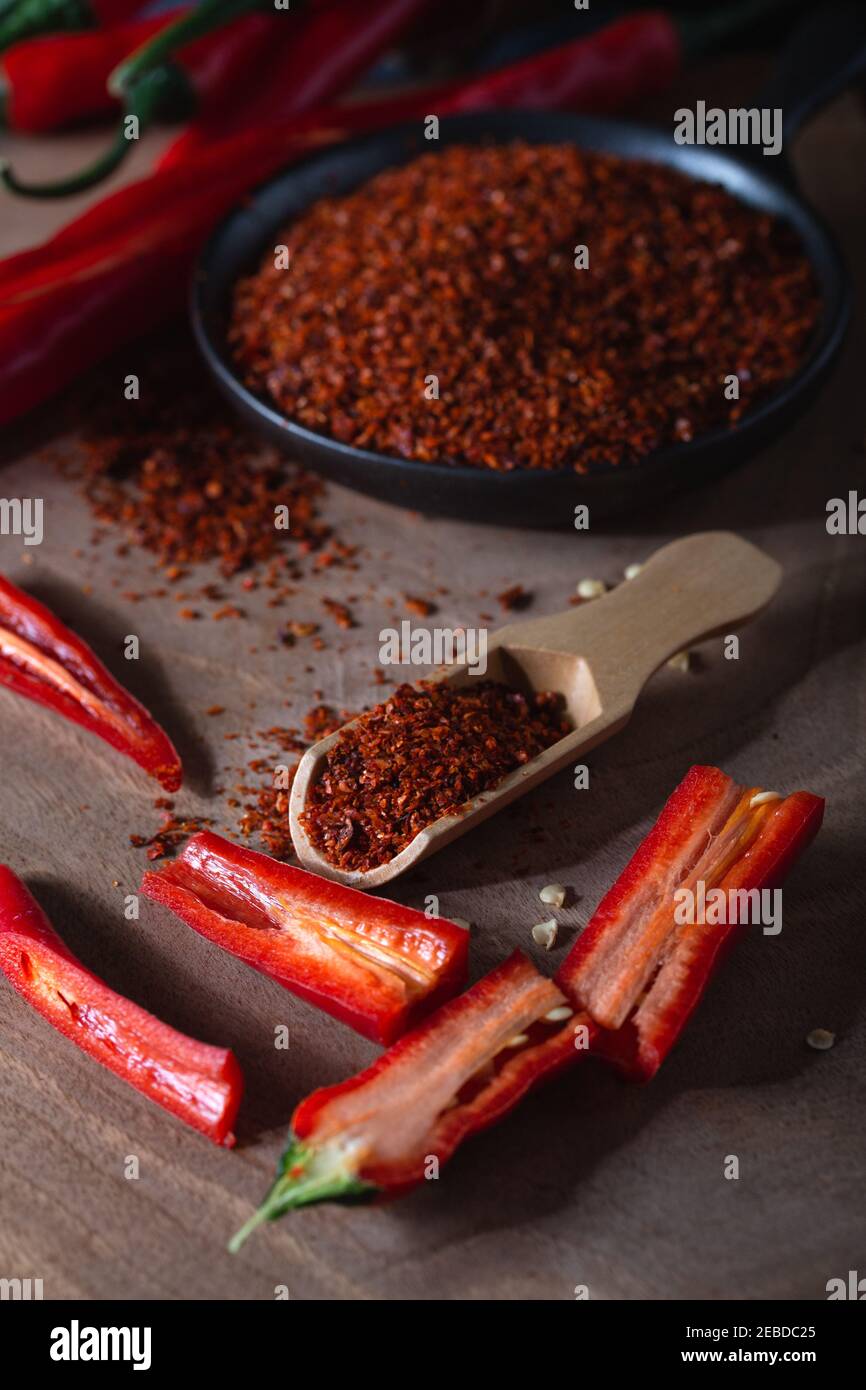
[0,64,195,198]
[109,0,265,97]
[0,0,91,53]
[228,1137,375,1252]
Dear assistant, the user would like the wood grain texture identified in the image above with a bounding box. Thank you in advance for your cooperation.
[0,77,864,1302]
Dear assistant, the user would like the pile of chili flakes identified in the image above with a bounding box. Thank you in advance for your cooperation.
[300,680,571,872]
[230,141,821,474]
[67,333,345,583]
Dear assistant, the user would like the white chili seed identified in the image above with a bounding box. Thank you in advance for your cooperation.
[544,1005,574,1023]
[539,883,567,908]
[532,919,558,950]
[576,578,606,600]
[667,650,692,673]
[806,1028,835,1051]
[749,790,782,808]
[506,1033,529,1048]
[624,562,643,581]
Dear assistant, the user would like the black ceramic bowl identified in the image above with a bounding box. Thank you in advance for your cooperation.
[191,110,848,527]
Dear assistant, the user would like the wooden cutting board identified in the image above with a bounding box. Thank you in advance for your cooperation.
[0,70,864,1301]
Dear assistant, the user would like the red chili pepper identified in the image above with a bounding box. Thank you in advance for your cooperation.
[1,8,277,194]
[160,0,439,168]
[0,573,182,791]
[0,10,185,132]
[228,764,824,1243]
[0,14,684,422]
[0,0,144,54]
[141,831,468,1045]
[0,12,681,286]
[556,766,825,1081]
[0,865,242,1145]
[229,951,593,1245]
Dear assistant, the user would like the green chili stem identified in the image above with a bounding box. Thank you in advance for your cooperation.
[228,1136,375,1252]
[108,0,266,97]
[0,65,194,199]
[0,0,90,53]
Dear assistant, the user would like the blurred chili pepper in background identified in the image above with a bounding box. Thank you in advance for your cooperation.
[0,13,694,422]
[0,2,795,422]
[160,0,439,167]
[0,0,143,54]
[0,9,184,132]
[1,7,278,192]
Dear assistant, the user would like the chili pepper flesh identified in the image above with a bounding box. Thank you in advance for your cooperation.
[0,573,182,790]
[0,866,242,1145]
[141,831,469,1043]
[230,951,591,1246]
[556,766,825,1079]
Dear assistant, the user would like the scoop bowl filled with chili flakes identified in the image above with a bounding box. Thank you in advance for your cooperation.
[193,110,845,525]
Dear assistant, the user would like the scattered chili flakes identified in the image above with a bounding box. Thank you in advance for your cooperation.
[404,595,437,617]
[497,584,532,611]
[71,332,340,578]
[281,620,320,644]
[230,142,820,474]
[303,703,348,741]
[131,811,213,861]
[236,779,296,860]
[300,680,570,872]
[321,597,356,629]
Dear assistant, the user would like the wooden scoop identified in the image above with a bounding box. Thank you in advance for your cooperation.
[290,532,781,888]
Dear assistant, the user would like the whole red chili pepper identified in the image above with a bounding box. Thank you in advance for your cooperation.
[0,866,243,1145]
[1,8,278,194]
[0,0,143,54]
[229,951,593,1246]
[160,0,439,168]
[0,573,182,790]
[141,830,469,1045]
[0,9,184,132]
[0,14,685,421]
[556,766,825,1080]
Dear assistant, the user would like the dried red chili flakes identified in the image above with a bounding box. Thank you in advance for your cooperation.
[131,811,214,861]
[299,680,571,872]
[281,620,320,644]
[497,584,532,611]
[303,703,352,742]
[404,595,437,617]
[70,333,340,578]
[236,778,297,861]
[230,142,819,474]
[321,597,356,629]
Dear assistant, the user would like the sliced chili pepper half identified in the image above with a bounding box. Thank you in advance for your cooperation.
[0,865,242,1145]
[141,830,469,1045]
[0,574,182,790]
[556,765,824,1081]
[229,951,594,1249]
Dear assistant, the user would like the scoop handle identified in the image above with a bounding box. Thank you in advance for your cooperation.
[497,531,782,717]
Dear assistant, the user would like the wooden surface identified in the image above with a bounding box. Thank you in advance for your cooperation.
[1,75,865,1302]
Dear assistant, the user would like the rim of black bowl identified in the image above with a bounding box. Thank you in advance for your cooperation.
[191,110,849,495]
